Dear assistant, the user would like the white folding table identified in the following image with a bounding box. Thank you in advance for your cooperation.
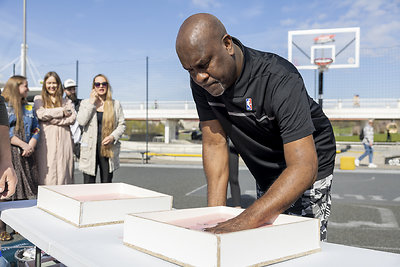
[1,200,399,267]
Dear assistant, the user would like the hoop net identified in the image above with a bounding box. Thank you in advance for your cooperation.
[314,57,333,71]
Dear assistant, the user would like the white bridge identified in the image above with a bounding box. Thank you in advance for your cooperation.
[122,98,400,143]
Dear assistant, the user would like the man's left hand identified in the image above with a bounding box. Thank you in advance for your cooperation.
[204,215,252,234]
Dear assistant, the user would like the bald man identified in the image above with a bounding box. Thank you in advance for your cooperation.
[176,13,336,241]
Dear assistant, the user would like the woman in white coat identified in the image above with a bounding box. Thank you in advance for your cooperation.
[77,74,126,183]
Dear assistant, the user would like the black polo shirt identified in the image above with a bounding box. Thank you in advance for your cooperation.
[191,38,336,190]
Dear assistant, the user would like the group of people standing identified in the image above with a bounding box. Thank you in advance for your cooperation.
[0,72,125,241]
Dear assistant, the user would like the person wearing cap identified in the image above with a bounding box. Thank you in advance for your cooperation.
[64,79,82,159]
[176,13,336,241]
[63,79,81,112]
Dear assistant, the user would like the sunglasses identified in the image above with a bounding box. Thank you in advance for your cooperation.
[94,82,108,88]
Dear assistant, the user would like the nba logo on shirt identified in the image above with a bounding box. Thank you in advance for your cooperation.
[246,98,252,111]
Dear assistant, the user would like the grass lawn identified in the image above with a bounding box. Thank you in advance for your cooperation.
[335,133,400,142]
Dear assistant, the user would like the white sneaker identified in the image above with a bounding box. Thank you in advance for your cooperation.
[354,159,360,167]
[368,163,377,168]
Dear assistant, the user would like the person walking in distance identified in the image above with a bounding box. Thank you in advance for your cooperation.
[355,119,377,168]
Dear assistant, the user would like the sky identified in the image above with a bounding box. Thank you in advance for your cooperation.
[0,0,399,102]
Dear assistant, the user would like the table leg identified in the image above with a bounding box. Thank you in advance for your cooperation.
[35,246,41,267]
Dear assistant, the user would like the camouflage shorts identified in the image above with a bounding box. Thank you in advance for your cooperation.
[257,174,333,241]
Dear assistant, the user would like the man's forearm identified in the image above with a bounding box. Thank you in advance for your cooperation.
[237,163,316,228]
[234,135,318,229]
[203,141,230,206]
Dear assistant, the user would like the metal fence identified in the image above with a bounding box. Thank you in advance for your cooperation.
[2,46,399,103]
[122,98,400,111]
[323,98,400,109]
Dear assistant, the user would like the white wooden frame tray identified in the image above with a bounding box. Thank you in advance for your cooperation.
[37,183,173,227]
[123,206,320,267]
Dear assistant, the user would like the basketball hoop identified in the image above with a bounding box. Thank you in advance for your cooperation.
[314,57,333,72]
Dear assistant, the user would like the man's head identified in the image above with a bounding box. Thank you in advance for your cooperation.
[176,13,241,96]
[63,79,77,101]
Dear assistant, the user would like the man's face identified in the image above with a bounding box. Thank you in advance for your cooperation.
[177,37,237,97]
[64,87,76,97]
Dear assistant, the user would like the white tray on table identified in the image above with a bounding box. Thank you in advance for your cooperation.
[123,206,320,267]
[37,183,173,227]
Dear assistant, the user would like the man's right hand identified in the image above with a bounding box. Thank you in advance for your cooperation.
[0,167,17,199]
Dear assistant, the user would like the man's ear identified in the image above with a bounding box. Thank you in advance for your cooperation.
[222,34,234,55]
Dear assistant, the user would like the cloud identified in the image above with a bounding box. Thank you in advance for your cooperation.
[0,20,19,39]
[339,0,400,47]
[241,5,263,19]
[280,18,296,27]
[286,0,400,48]
[364,21,400,48]
[191,0,221,9]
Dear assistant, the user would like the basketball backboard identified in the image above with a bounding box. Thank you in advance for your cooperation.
[288,27,360,70]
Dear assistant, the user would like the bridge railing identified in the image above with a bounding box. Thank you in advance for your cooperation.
[323,98,400,109]
[121,101,197,110]
[121,98,400,110]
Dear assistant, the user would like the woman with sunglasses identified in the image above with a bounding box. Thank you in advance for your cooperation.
[77,74,125,183]
[34,71,76,185]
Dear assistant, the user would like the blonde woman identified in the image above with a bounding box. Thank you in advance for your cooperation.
[1,75,38,241]
[2,75,39,198]
[34,71,76,185]
[77,74,125,183]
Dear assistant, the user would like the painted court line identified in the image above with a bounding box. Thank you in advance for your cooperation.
[186,184,207,196]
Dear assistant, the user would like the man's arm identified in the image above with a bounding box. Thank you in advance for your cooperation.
[0,125,17,199]
[201,119,229,206]
[206,134,317,233]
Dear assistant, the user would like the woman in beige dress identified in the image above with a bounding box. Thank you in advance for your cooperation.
[34,71,76,185]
